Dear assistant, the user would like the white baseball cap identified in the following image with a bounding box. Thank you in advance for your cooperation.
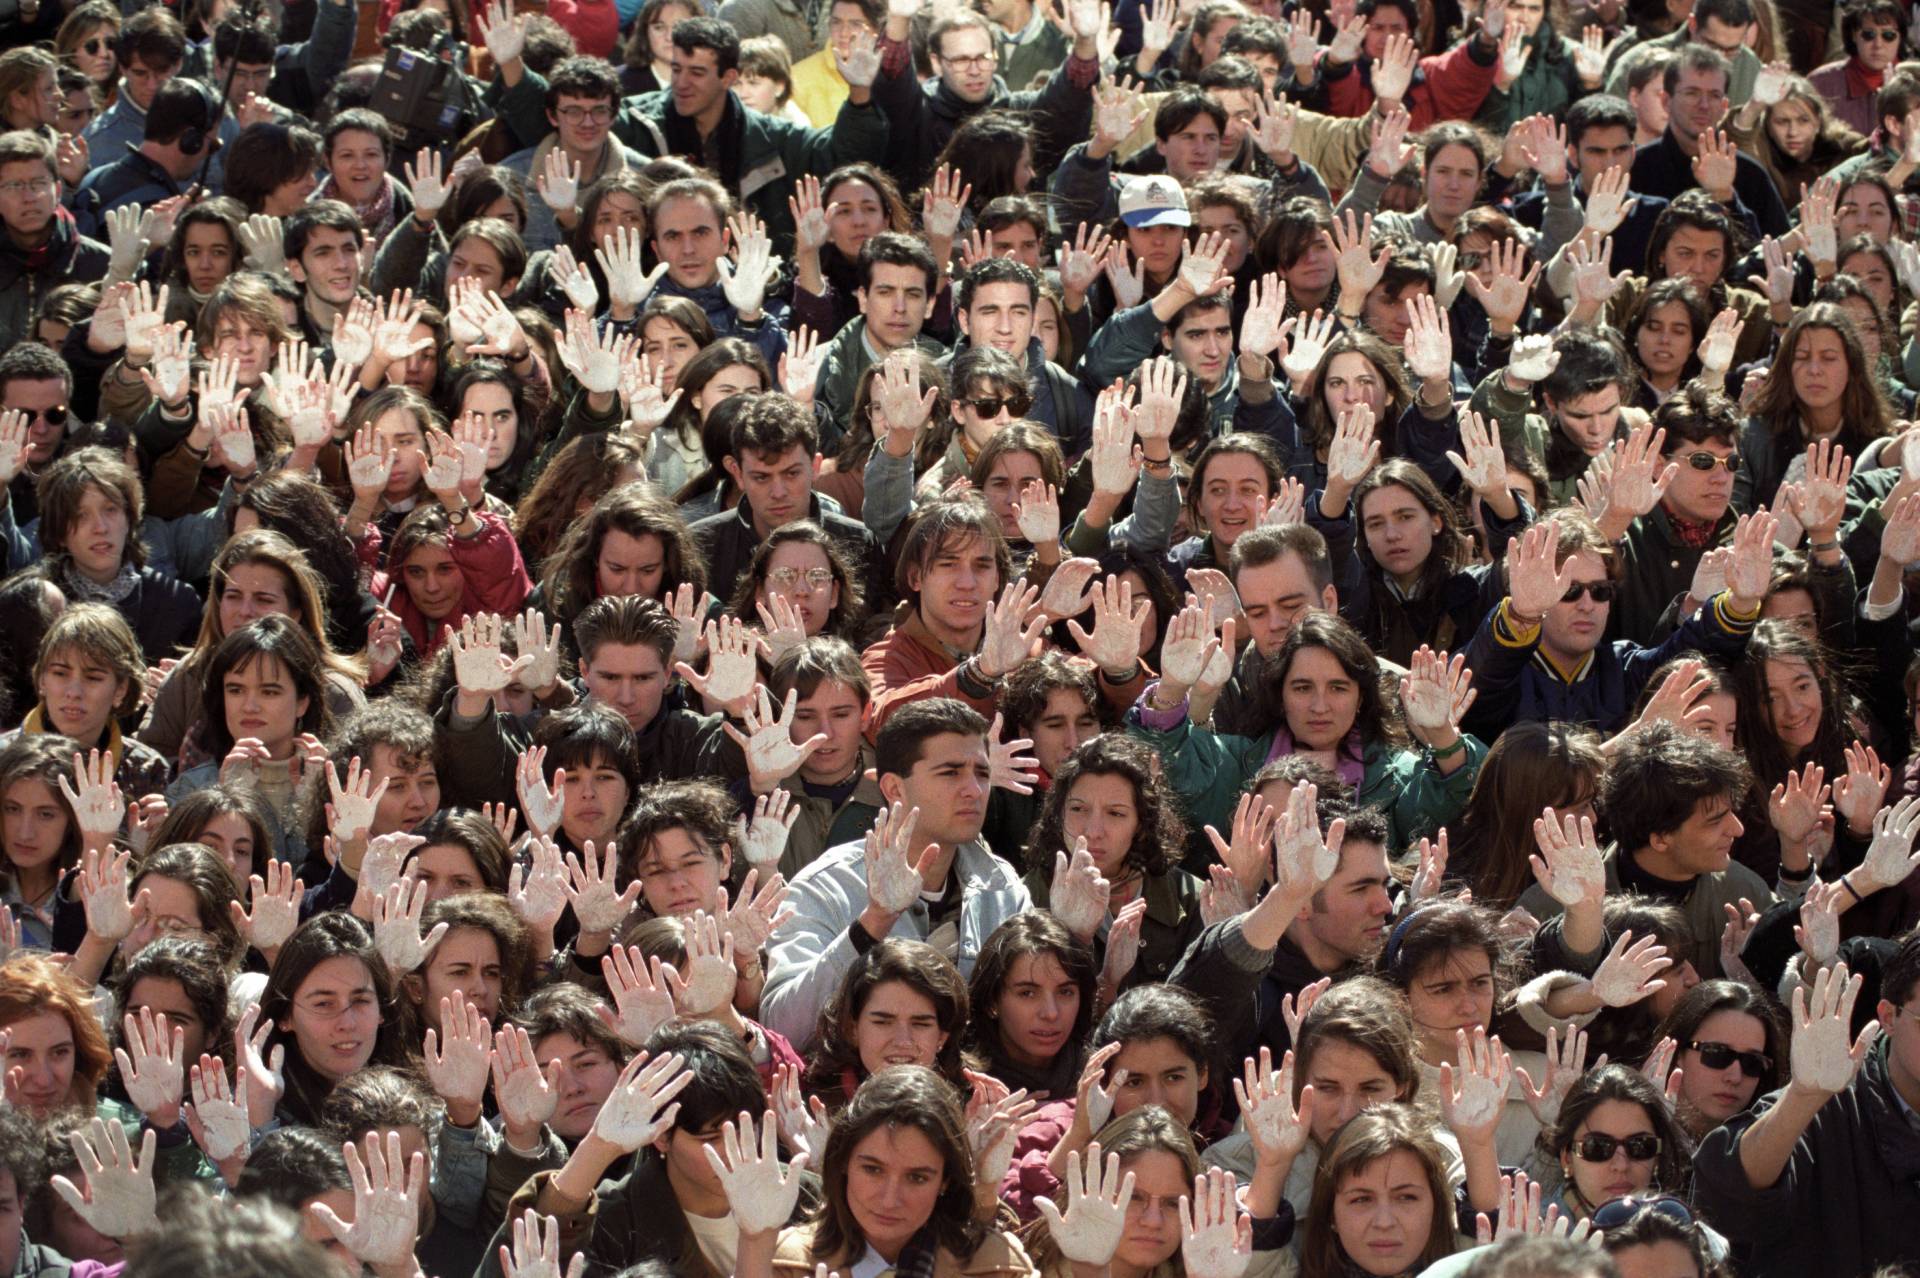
[1118,175,1190,228]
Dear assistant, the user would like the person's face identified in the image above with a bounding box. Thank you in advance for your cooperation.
[196,810,257,884]
[1281,645,1362,751]
[1195,204,1252,273]
[1305,1039,1401,1144]
[1361,4,1411,59]
[37,644,125,743]
[181,220,236,294]
[0,159,57,239]
[951,377,1025,448]
[459,382,517,471]
[1195,13,1241,62]
[1572,124,1635,188]
[825,177,887,260]
[980,449,1047,539]
[126,975,210,1064]
[1360,483,1440,589]
[1562,1099,1660,1209]
[1653,792,1744,876]
[1112,1036,1207,1126]
[1611,1239,1706,1278]
[1629,80,1669,137]
[790,679,865,782]
[1,776,66,888]
[828,0,878,56]
[959,281,1036,357]
[641,317,699,391]
[1838,292,1888,357]
[1537,549,1610,658]
[373,407,425,497]
[218,560,297,637]
[2,1009,76,1115]
[985,219,1043,271]
[481,194,523,231]
[1659,435,1735,525]
[1301,840,1394,964]
[1111,1151,1186,1270]
[1508,0,1546,35]
[1668,64,1729,141]
[761,539,840,634]
[1853,14,1903,67]
[594,529,666,603]
[1689,689,1737,750]
[1423,143,1483,222]
[222,654,311,758]
[5,375,68,465]
[282,955,381,1083]
[1282,229,1337,296]
[71,28,116,83]
[1030,690,1102,782]
[1406,947,1495,1060]
[48,1184,119,1265]
[1763,654,1824,752]
[1761,586,1819,641]
[447,236,509,294]
[646,2,692,62]
[408,842,486,905]
[1540,385,1620,458]
[1635,301,1695,380]
[1166,303,1234,390]
[120,874,211,960]
[580,641,668,733]
[55,85,95,136]
[397,322,439,389]
[213,311,274,386]
[532,1031,623,1141]
[1157,112,1224,182]
[1791,325,1849,413]
[1765,96,1817,161]
[366,743,439,836]
[263,167,320,217]
[853,979,949,1074]
[669,45,737,121]
[1207,87,1258,155]
[653,195,726,289]
[1677,1008,1768,1123]
[120,55,178,111]
[634,826,728,917]
[726,444,814,532]
[1659,226,1726,291]
[1838,183,1895,244]
[1129,222,1186,279]
[882,732,991,848]
[1195,452,1273,549]
[1237,553,1333,657]
[857,262,934,352]
[933,25,998,103]
[846,1125,948,1259]
[325,128,387,204]
[560,753,628,848]
[1332,1150,1435,1277]
[1061,768,1145,884]
[1324,350,1391,421]
[592,191,646,246]
[994,951,1082,1069]
[907,531,1000,637]
[1877,994,1920,1101]
[549,93,614,155]
[215,55,273,104]
[697,365,762,421]
[400,541,462,622]
[415,926,504,1024]
[8,70,58,129]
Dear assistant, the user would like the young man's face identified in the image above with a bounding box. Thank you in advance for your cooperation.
[216,58,274,104]
[651,195,725,289]
[723,442,814,534]
[857,262,935,352]
[1158,113,1224,182]
[121,55,180,111]
[669,44,737,121]
[290,225,363,306]
[985,220,1043,271]
[880,730,992,848]
[580,640,669,732]
[0,159,56,240]
[1628,80,1668,137]
[1207,86,1258,154]
[1690,14,1752,59]
[367,742,441,836]
[263,168,320,218]
[3,376,68,465]
[1539,548,1611,660]
[1025,687,1100,777]
[1297,839,1393,964]
[958,281,1035,358]
[550,92,614,154]
[1667,64,1730,143]
[1544,384,1621,456]
[1650,792,1744,874]
[1164,302,1234,391]
[1571,124,1635,189]
[1236,551,1335,657]
[933,25,998,104]
[790,679,867,782]
[907,531,999,638]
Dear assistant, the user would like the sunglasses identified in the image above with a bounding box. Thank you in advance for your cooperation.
[1861,27,1901,41]
[82,37,108,53]
[1576,1132,1661,1163]
[26,405,68,427]
[965,393,1031,418]
[1683,450,1739,472]
[1561,580,1616,604]
[1590,1194,1694,1230]
[1688,1039,1772,1078]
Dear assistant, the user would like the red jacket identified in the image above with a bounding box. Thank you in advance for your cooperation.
[1323,36,1500,129]
[369,510,532,655]
[860,611,999,739]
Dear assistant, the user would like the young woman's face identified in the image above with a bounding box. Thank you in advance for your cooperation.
[1280,646,1362,753]
[844,1124,947,1261]
[0,1009,76,1115]
[1678,1008,1769,1124]
[409,842,486,904]
[633,827,728,918]
[1,778,68,880]
[595,529,667,602]
[1061,770,1139,882]
[373,407,426,498]
[1322,351,1388,421]
[1305,1040,1401,1145]
[122,874,211,959]
[560,754,629,848]
[400,541,462,622]
[71,26,117,82]
[1331,1149,1436,1277]
[1764,96,1817,160]
[281,955,381,1083]
[395,322,439,390]
[1111,1035,1207,1127]
[480,194,523,231]
[1033,297,1061,363]
[1791,325,1850,413]
[212,312,273,386]
[980,450,1047,541]
[641,318,699,393]
[367,744,440,837]
[736,71,785,113]
[647,2,693,61]
[1763,655,1823,752]
[592,191,646,247]
[1837,295,1886,362]
[1360,483,1440,588]
[218,561,299,637]
[196,810,259,885]
[1406,947,1496,1063]
[826,179,888,261]
[695,364,765,422]
[853,979,949,1075]
[222,653,311,759]
[125,975,209,1065]
[1634,302,1695,379]
[759,539,840,635]
[1194,452,1273,548]
[993,951,1081,1070]
[1562,1098,1661,1211]
[326,128,387,204]
[1761,587,1820,642]
[1688,689,1737,751]
[1115,1149,1188,1270]
[64,483,129,583]
[37,645,126,743]
[1838,183,1896,244]
[462,382,518,471]
[180,221,236,295]
[532,1030,623,1141]
[415,925,504,1025]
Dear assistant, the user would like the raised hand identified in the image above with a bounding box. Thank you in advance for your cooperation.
[1105,242,1147,309]
[865,800,933,916]
[1371,37,1418,110]
[703,1109,809,1235]
[1234,1047,1310,1164]
[509,835,569,936]
[1332,209,1389,298]
[773,1062,831,1162]
[115,1006,185,1126]
[1529,807,1606,910]
[1515,1026,1593,1129]
[371,878,450,974]
[476,0,527,65]
[975,577,1047,678]
[1366,105,1415,178]
[1591,930,1673,1007]
[1180,1168,1254,1278]
[1178,230,1234,298]
[1850,794,1920,895]
[601,944,679,1046]
[79,846,142,942]
[738,790,801,869]
[310,1132,426,1268]
[1446,409,1510,497]
[1068,573,1152,679]
[516,745,566,839]
[1050,838,1113,942]
[60,749,124,849]
[1036,1143,1136,1264]
[1689,128,1738,199]
[1398,646,1475,747]
[567,839,644,935]
[238,213,285,272]
[723,686,830,792]
[1747,235,1795,308]
[52,1120,159,1240]
[835,26,882,85]
[1788,962,1879,1098]
[1466,238,1541,335]
[921,164,971,240]
[1439,1026,1512,1144]
[1280,309,1335,386]
[718,213,781,321]
[184,1054,251,1164]
[677,614,760,711]
[720,868,794,957]
[1802,175,1840,268]
[1794,878,1845,966]
[1834,741,1891,832]
[500,1212,586,1278]
[424,989,493,1112]
[1769,760,1832,848]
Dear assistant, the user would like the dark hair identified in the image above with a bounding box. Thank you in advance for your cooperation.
[439,163,529,239]
[1565,93,1637,148]
[222,122,322,214]
[1264,612,1398,753]
[1154,86,1229,141]
[259,912,409,1126]
[38,446,145,571]
[143,75,218,148]
[1030,734,1187,880]
[1349,459,1473,646]
[1258,195,1334,272]
[1229,520,1334,591]
[1600,722,1750,855]
[232,472,365,623]
[120,1192,338,1278]
[812,1067,983,1264]
[115,936,238,1059]
[1651,379,1741,451]
[1547,1063,1694,1212]
[807,939,972,1102]
[406,891,536,1026]
[543,53,621,110]
[406,807,513,895]
[727,391,819,461]
[447,216,530,289]
[161,196,244,294]
[1649,978,1786,1097]
[725,521,866,642]
[514,981,629,1066]
[533,702,641,807]
[1420,119,1492,176]
[1661,42,1730,97]
[873,697,989,780]
[447,358,549,500]
[617,777,736,889]
[670,15,740,72]
[1625,278,1711,382]
[0,734,83,895]
[1186,433,1284,536]
[146,783,277,883]
[860,229,939,294]
[1300,330,1414,455]
[232,1127,350,1210]
[1750,301,1893,453]
[126,844,247,970]
[512,435,647,573]
[894,495,1011,614]
[116,5,187,68]
[1302,1104,1458,1277]
[930,111,1032,213]
[542,483,708,629]
[997,651,1098,741]
[957,255,1040,312]
[645,1018,767,1135]
[1884,926,1920,1007]
[1468,1238,1621,1278]
[964,911,1098,1068]
[1090,982,1217,1082]
[323,107,392,160]
[1645,191,1744,287]
[574,593,680,669]
[1729,620,1852,796]
[1451,722,1607,908]
[197,615,331,758]
[1597,1208,1723,1278]
[769,635,872,707]
[1292,974,1419,1100]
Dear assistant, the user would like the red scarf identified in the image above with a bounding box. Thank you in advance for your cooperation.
[1847,57,1886,99]
[1665,507,1720,548]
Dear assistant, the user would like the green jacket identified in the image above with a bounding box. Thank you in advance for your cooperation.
[1475,25,1583,129]
[1126,712,1485,853]
[611,88,888,249]
[815,317,947,447]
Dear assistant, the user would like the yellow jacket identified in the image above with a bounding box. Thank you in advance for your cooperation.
[790,49,849,128]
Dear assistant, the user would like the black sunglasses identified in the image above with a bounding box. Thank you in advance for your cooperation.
[1861,27,1901,41]
[1688,1040,1772,1078]
[1561,580,1616,604]
[1576,1132,1661,1163]
[82,37,108,53]
[1683,450,1739,472]
[1590,1194,1693,1229]
[964,393,1031,418]
[26,405,68,427]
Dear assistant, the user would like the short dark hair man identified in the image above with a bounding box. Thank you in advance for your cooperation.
[83,7,187,158]
[0,131,107,349]
[812,231,943,439]
[0,341,74,526]
[283,199,367,348]
[954,257,1093,450]
[503,55,633,254]
[72,77,219,236]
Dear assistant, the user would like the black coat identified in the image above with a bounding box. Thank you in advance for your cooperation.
[689,494,880,611]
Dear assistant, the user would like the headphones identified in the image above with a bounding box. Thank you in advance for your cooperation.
[174,79,220,156]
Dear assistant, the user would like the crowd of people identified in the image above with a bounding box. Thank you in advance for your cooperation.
[1,0,1920,1273]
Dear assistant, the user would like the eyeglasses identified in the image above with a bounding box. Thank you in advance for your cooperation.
[1590,1194,1694,1230]
[1686,1039,1773,1078]
[964,392,1031,417]
[1561,580,1616,604]
[1575,1132,1661,1163]
[1457,250,1486,269]
[1861,27,1902,41]
[557,104,613,123]
[0,177,56,198]
[767,566,835,592]
[942,51,997,69]
[82,38,108,53]
[22,405,68,427]
[1682,450,1739,472]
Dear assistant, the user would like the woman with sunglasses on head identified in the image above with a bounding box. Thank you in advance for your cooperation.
[1595,1194,1731,1278]
[1734,303,1894,513]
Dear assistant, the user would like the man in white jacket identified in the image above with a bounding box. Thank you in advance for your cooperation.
[758,697,1033,1050]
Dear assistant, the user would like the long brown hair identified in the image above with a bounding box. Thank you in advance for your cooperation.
[1448,721,1606,908]
[1021,1105,1199,1278]
[511,433,647,573]
[1299,330,1413,455]
[539,482,708,628]
[1748,302,1893,456]
[1301,1104,1459,1278]
[806,940,975,1103]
